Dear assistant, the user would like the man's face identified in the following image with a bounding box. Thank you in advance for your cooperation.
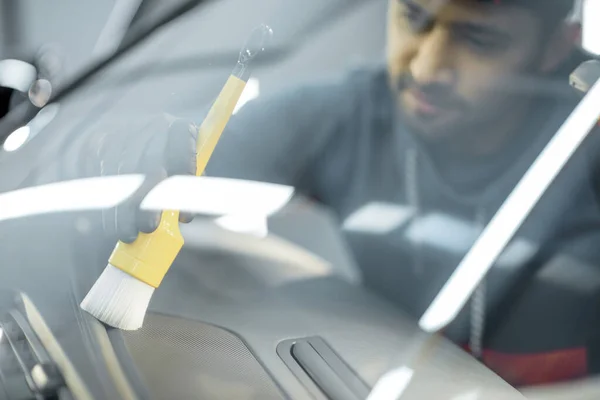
[387,0,549,142]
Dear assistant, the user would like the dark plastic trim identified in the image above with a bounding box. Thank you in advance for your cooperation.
[277,339,328,400]
[307,337,370,398]
[277,337,370,400]
[292,341,361,400]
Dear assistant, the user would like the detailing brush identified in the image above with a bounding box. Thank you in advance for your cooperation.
[81,24,273,330]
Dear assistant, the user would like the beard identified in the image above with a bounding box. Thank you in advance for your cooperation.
[393,71,480,142]
[391,69,545,154]
[395,72,467,113]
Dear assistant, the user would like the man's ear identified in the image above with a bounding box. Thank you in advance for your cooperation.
[540,22,581,73]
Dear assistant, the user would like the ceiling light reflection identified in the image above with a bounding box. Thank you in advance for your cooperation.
[0,59,37,92]
[343,202,414,234]
[419,72,600,333]
[582,0,600,56]
[215,214,268,238]
[141,176,294,216]
[367,366,414,400]
[3,126,31,152]
[0,175,144,223]
[0,176,293,225]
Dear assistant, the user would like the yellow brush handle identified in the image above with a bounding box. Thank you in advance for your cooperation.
[109,210,183,287]
[109,75,248,288]
[196,75,247,175]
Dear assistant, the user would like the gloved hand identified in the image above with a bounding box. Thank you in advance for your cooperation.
[95,115,198,243]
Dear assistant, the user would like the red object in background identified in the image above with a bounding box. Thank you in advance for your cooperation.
[462,345,587,387]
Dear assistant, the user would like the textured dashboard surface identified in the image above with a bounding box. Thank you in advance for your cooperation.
[122,313,285,400]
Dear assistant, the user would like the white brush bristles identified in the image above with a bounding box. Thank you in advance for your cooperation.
[81,264,155,331]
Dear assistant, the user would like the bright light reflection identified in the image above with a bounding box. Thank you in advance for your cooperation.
[3,126,31,152]
[0,175,144,223]
[419,72,600,333]
[367,366,414,400]
[141,176,294,216]
[0,59,37,92]
[452,389,481,400]
[215,214,268,238]
[0,176,293,225]
[3,104,61,152]
[233,78,260,114]
[582,0,600,56]
[343,203,414,234]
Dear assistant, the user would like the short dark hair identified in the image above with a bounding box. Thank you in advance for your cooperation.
[475,0,574,30]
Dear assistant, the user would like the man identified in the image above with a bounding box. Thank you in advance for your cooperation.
[47,0,591,387]
[200,0,600,387]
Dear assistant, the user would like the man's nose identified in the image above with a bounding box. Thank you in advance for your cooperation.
[409,27,455,86]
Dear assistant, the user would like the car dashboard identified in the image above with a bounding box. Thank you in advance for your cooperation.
[0,201,525,400]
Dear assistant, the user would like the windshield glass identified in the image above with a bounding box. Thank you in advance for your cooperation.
[0,0,599,399]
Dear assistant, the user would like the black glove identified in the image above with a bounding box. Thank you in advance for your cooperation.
[96,115,198,243]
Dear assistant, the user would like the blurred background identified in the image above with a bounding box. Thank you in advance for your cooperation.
[0,2,599,399]
[1,0,388,116]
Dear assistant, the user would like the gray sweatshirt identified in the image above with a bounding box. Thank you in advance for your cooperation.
[207,66,600,371]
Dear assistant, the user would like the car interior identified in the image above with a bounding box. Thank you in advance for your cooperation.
[0,0,599,399]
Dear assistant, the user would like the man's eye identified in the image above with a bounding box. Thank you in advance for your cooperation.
[400,4,433,33]
[457,33,509,54]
